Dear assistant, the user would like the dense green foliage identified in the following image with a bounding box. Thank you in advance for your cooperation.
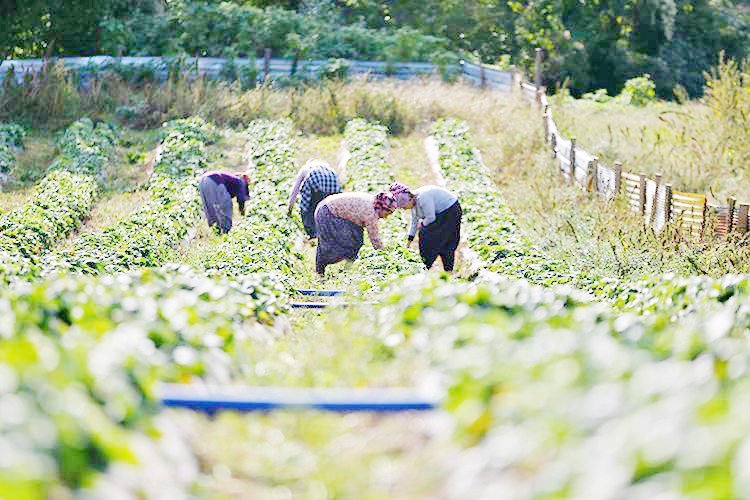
[0,123,25,180]
[0,266,287,498]
[3,0,750,98]
[371,271,750,498]
[44,117,210,275]
[6,67,750,496]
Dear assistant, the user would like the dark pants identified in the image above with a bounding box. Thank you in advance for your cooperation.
[302,189,329,238]
[419,201,462,272]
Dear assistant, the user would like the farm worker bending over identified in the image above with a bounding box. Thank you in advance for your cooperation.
[390,182,462,272]
[198,170,251,234]
[314,191,398,275]
[287,159,342,238]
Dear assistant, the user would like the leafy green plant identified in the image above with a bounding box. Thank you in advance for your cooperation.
[0,122,25,178]
[616,74,657,106]
[0,265,287,498]
[318,59,351,81]
[43,117,209,275]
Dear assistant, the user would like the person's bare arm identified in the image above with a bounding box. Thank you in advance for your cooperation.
[366,221,383,250]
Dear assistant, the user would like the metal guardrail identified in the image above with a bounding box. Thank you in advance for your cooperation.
[0,55,513,92]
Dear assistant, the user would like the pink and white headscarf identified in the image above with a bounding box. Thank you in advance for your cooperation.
[373,192,398,217]
[389,182,415,209]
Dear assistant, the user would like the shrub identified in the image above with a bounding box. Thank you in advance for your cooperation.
[581,88,612,103]
[318,59,351,81]
[616,74,657,106]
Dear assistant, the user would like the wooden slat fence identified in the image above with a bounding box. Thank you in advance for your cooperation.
[529,84,749,241]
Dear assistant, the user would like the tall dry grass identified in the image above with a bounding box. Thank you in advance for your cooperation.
[549,56,750,205]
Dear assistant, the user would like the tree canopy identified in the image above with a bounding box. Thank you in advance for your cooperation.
[1,0,749,99]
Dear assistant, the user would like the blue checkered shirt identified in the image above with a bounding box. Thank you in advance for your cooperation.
[300,165,341,216]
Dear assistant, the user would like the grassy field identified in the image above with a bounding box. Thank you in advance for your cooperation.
[4,70,750,498]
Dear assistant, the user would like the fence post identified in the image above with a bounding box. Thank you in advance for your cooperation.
[649,173,662,228]
[510,65,517,96]
[586,157,598,192]
[665,184,673,228]
[543,104,549,144]
[639,173,647,216]
[728,197,737,233]
[569,137,576,184]
[534,48,542,88]
[290,48,300,77]
[592,156,599,193]
[701,198,709,240]
[550,131,557,159]
[263,48,271,83]
[480,64,486,88]
[738,203,749,233]
[614,161,622,195]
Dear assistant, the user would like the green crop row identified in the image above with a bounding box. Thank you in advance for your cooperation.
[151,116,219,179]
[197,118,305,286]
[370,272,750,499]
[0,118,118,283]
[44,118,210,275]
[0,265,288,499]
[0,170,98,259]
[428,118,574,286]
[340,118,426,292]
[342,117,393,193]
[48,118,117,180]
[0,122,25,177]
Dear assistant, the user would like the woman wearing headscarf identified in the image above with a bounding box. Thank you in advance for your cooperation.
[314,191,398,275]
[390,182,462,272]
[287,159,342,238]
[199,170,251,233]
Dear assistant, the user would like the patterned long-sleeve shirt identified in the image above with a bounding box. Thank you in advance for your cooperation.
[408,185,459,238]
[288,161,341,215]
[321,192,384,249]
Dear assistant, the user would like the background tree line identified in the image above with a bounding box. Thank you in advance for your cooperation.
[2,0,750,99]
